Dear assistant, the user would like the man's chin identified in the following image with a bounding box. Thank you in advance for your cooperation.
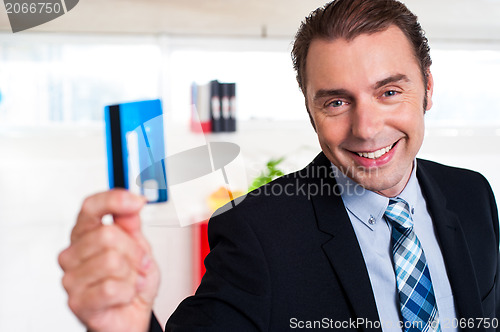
[350,174,404,197]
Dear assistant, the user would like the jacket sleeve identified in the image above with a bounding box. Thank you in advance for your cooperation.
[487,179,500,320]
[149,312,164,332]
[165,207,272,331]
[479,173,500,321]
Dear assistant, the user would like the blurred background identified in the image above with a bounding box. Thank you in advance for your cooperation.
[1,0,500,330]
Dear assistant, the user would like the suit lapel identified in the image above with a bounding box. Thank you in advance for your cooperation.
[417,161,484,324]
[307,154,382,332]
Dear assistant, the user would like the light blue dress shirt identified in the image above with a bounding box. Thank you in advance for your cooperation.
[332,161,458,331]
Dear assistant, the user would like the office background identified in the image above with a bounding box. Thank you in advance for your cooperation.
[1,0,500,330]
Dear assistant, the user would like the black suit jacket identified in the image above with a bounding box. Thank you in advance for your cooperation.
[151,153,500,331]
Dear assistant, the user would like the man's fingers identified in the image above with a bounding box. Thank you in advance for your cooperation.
[67,277,137,319]
[113,213,144,240]
[61,247,137,295]
[59,225,149,273]
[71,189,147,243]
[58,190,159,332]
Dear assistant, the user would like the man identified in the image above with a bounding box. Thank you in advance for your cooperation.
[59,0,500,331]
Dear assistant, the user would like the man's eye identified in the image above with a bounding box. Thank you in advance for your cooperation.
[328,100,345,107]
[383,90,399,97]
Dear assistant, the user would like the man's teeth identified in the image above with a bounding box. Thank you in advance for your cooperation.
[357,145,392,159]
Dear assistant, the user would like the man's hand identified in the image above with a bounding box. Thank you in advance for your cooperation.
[58,189,161,332]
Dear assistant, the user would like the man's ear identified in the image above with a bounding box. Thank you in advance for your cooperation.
[425,70,434,112]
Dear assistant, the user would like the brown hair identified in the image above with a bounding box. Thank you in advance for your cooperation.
[292,0,432,106]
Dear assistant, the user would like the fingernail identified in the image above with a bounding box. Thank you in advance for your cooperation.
[128,194,146,207]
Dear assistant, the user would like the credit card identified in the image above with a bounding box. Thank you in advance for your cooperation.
[104,99,168,203]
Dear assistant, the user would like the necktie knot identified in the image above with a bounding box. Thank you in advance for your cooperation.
[385,198,413,229]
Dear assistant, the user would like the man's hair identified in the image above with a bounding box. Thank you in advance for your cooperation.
[292,0,432,111]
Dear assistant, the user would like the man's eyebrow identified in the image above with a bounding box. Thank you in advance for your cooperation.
[373,74,410,89]
[313,89,351,102]
[312,74,411,102]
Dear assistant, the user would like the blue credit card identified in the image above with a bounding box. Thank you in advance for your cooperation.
[104,99,168,203]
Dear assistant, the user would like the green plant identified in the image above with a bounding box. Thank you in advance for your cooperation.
[248,157,285,192]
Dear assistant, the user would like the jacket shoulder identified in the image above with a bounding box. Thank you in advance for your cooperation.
[417,158,490,188]
[218,152,334,220]
[416,158,497,224]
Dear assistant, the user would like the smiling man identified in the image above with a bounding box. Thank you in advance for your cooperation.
[59,0,500,331]
[305,25,429,198]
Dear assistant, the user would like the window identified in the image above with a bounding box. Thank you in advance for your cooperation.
[0,34,161,126]
[427,48,500,126]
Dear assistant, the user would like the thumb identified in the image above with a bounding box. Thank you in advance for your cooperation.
[112,195,148,237]
[72,189,146,243]
[114,213,144,238]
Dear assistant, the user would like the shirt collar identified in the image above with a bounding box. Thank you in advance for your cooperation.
[397,161,419,218]
[331,160,418,230]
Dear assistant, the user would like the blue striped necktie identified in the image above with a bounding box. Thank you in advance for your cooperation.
[385,198,441,332]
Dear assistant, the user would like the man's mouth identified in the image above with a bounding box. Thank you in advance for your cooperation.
[355,142,397,160]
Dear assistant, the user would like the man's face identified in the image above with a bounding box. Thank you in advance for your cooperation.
[305,25,433,197]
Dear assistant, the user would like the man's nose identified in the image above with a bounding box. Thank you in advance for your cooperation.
[350,100,384,140]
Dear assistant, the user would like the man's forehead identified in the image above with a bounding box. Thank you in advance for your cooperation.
[306,26,419,74]
[309,25,411,53]
[304,26,425,97]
